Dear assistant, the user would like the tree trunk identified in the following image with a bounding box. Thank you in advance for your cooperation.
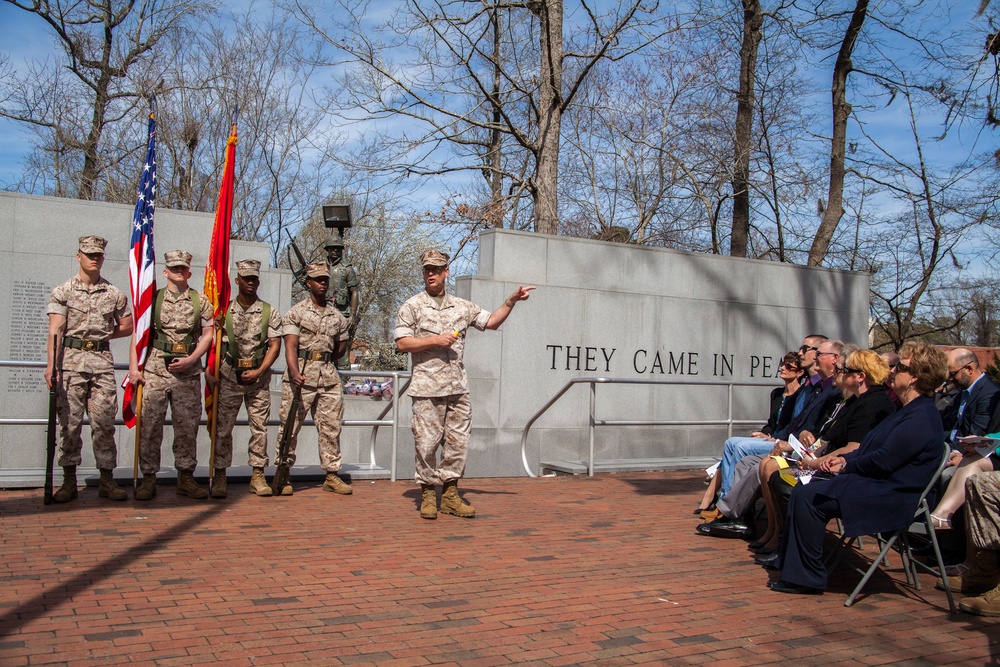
[533,0,563,236]
[808,0,869,267]
[488,6,504,227]
[730,0,763,258]
[78,68,113,200]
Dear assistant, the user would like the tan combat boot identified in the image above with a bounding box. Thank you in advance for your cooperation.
[322,473,353,495]
[938,549,1000,596]
[176,470,208,499]
[52,466,78,503]
[420,484,437,520]
[440,480,475,518]
[210,469,227,499]
[249,467,272,496]
[98,469,127,501]
[135,473,157,501]
[960,577,1000,616]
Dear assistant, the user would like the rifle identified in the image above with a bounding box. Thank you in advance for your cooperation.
[272,358,307,496]
[43,335,60,505]
[285,230,309,290]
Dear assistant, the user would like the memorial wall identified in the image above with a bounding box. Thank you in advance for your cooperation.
[0,192,870,487]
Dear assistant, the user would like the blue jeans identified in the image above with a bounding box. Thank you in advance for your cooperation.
[719,436,774,498]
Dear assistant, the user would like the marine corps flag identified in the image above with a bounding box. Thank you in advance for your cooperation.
[204,122,237,437]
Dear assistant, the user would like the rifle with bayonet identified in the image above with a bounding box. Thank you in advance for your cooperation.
[272,358,308,496]
[44,334,60,505]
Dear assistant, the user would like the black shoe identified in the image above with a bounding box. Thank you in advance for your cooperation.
[748,540,766,550]
[767,580,822,595]
[756,552,781,569]
[752,546,777,556]
[703,519,751,539]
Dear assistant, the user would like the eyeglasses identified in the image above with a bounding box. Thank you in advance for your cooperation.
[947,364,970,380]
[894,362,913,375]
[781,364,801,373]
[816,351,839,358]
[835,365,862,375]
[799,345,818,354]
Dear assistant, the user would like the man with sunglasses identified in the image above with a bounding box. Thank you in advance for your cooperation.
[942,349,999,464]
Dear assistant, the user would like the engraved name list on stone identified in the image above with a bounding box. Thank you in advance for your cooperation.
[7,280,51,394]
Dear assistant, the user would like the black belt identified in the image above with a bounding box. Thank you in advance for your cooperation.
[62,337,110,352]
[298,349,335,363]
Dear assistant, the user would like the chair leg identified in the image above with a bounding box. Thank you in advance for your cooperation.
[924,514,956,613]
[845,532,900,607]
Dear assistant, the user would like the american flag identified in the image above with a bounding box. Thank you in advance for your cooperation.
[122,112,157,428]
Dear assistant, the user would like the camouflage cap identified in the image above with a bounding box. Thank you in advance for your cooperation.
[305,261,329,279]
[164,250,192,269]
[78,235,107,254]
[420,249,449,267]
[236,259,261,278]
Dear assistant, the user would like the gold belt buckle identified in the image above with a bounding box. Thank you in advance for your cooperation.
[310,350,324,361]
[171,342,187,354]
[236,358,254,369]
[82,339,96,351]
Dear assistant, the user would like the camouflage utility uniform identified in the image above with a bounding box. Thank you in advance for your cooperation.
[277,298,349,471]
[394,291,489,485]
[214,299,282,468]
[139,289,213,474]
[47,276,130,469]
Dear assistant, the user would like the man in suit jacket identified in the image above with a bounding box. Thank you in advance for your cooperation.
[943,348,999,463]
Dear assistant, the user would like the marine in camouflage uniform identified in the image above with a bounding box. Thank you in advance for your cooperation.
[395,249,535,519]
[129,250,215,500]
[274,261,352,495]
[46,236,133,502]
[948,472,1000,616]
[211,259,282,498]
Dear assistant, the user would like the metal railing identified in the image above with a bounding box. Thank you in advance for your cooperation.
[0,359,410,481]
[520,376,777,478]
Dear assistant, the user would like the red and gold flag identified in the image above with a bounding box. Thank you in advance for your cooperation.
[204,123,237,433]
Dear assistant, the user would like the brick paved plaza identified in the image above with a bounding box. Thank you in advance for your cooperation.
[1,471,997,665]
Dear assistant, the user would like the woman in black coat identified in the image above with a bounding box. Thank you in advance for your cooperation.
[767,340,947,595]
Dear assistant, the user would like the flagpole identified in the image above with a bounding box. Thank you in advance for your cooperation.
[132,384,143,495]
[208,331,222,484]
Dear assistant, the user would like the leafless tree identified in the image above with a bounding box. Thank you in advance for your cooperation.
[286,0,675,235]
[0,0,211,200]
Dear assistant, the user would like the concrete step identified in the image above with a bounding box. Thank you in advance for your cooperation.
[540,457,719,475]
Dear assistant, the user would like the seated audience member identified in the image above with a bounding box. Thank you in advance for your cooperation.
[695,351,803,514]
[697,338,843,539]
[927,349,1000,529]
[752,349,896,554]
[949,472,1000,615]
[940,348,1000,465]
[765,340,947,595]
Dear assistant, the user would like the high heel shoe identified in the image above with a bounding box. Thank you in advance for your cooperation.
[693,503,716,515]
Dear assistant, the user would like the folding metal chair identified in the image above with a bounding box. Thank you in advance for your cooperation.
[826,441,955,611]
